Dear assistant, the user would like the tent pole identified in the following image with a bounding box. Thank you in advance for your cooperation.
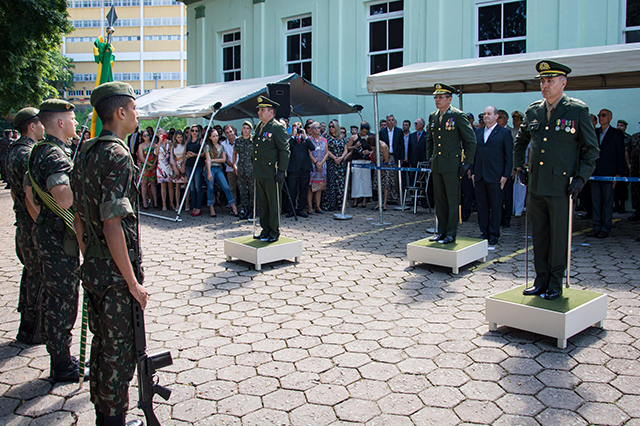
[459,85,464,111]
[136,116,162,189]
[175,113,216,220]
[372,92,389,226]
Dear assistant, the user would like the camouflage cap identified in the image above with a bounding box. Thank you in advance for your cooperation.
[535,60,572,78]
[39,99,75,112]
[91,81,136,107]
[433,83,457,95]
[13,107,39,127]
[256,96,280,109]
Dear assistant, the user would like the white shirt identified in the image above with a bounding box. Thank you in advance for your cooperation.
[221,139,237,172]
[388,127,394,155]
[484,123,497,143]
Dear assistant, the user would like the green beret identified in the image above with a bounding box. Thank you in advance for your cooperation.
[256,96,280,109]
[242,120,253,130]
[14,107,40,128]
[39,99,75,112]
[433,83,457,95]
[618,119,628,126]
[535,60,572,78]
[91,81,135,108]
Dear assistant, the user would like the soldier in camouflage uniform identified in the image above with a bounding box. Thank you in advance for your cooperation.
[234,120,254,220]
[1,129,12,188]
[72,82,147,426]
[25,99,81,382]
[628,131,640,221]
[7,108,44,344]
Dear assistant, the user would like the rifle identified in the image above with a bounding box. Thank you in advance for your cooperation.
[130,190,172,425]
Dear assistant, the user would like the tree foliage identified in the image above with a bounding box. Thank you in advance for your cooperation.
[0,0,73,116]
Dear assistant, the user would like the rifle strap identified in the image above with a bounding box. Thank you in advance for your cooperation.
[27,141,76,235]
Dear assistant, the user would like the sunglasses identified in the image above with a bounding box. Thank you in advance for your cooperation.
[191,129,198,132]
[598,113,610,117]
[142,133,150,137]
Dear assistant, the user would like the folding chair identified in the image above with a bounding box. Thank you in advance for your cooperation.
[402,161,431,214]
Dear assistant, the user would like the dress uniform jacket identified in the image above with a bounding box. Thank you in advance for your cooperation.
[514,93,599,292]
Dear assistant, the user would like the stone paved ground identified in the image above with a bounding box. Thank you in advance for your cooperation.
[0,186,639,425]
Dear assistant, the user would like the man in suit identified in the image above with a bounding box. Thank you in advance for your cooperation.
[408,118,427,168]
[472,106,513,246]
[497,109,515,228]
[426,83,476,244]
[461,113,476,221]
[514,60,599,300]
[127,126,140,160]
[252,96,290,242]
[587,109,625,238]
[379,114,404,203]
[614,119,631,214]
[286,123,315,218]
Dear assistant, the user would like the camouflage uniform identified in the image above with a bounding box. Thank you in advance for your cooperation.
[7,135,41,341]
[72,130,139,416]
[0,134,11,184]
[629,132,640,211]
[28,134,80,366]
[234,135,254,214]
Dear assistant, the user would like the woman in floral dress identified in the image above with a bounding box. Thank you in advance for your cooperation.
[307,121,329,213]
[323,119,349,211]
[155,128,175,211]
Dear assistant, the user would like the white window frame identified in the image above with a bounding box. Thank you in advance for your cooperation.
[221,30,242,82]
[284,14,312,81]
[475,0,527,57]
[366,0,404,76]
[624,0,640,43]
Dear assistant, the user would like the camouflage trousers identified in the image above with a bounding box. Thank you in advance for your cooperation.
[15,219,41,322]
[238,172,254,212]
[33,221,79,359]
[84,272,135,416]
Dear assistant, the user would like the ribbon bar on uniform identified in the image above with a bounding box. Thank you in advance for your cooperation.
[589,176,640,182]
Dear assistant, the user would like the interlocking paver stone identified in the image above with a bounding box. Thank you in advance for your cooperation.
[578,402,630,426]
[419,386,465,408]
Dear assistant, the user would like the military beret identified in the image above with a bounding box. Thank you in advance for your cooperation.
[13,107,40,128]
[511,110,524,119]
[618,119,628,126]
[433,83,457,95]
[242,120,253,130]
[465,112,474,120]
[256,96,280,109]
[39,99,75,112]
[91,81,135,107]
[535,60,572,78]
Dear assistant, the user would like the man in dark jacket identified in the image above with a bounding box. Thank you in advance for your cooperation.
[587,109,625,238]
[286,123,315,218]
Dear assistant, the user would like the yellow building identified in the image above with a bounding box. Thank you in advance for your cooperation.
[64,0,187,104]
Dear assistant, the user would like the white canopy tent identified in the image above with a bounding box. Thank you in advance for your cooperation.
[364,43,640,224]
[366,43,640,97]
[134,73,362,222]
[136,73,362,121]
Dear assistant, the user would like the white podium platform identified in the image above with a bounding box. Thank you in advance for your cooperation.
[486,285,607,349]
[224,236,302,270]
[407,236,488,274]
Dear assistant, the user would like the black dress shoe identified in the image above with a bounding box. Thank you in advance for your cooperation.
[266,236,278,243]
[297,210,308,218]
[628,212,640,221]
[523,286,546,296]
[586,229,598,237]
[479,234,488,240]
[286,211,294,218]
[488,237,499,245]
[542,289,561,300]
[441,236,456,244]
[254,234,267,240]
[429,234,444,241]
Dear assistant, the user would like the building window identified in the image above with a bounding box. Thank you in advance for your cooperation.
[477,0,526,57]
[221,31,241,82]
[626,0,640,43]
[68,90,84,97]
[285,16,312,81]
[368,1,403,75]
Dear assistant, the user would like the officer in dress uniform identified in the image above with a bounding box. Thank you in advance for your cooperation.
[514,60,599,300]
[72,82,147,426]
[251,97,290,242]
[26,99,82,381]
[426,83,477,244]
[7,108,44,344]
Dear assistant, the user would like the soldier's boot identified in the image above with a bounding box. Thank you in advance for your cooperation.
[51,354,88,383]
[104,413,143,426]
[16,318,41,345]
[96,408,105,426]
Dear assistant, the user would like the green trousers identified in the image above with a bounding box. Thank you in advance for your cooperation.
[255,177,280,239]
[432,171,460,238]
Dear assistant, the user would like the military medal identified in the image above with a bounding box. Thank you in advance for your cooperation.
[571,127,576,134]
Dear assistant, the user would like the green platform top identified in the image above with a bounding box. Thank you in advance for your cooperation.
[409,236,484,251]
[490,285,604,313]
[228,235,298,248]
